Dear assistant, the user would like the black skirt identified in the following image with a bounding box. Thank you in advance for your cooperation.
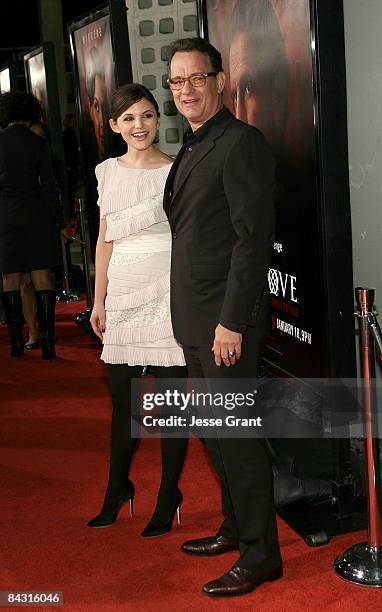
[0,188,61,274]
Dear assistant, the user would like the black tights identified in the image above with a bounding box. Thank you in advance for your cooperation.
[106,364,188,508]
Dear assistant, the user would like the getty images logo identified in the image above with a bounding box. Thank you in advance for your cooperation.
[268,268,298,303]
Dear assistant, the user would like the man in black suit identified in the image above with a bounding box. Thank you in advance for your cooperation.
[163,38,282,597]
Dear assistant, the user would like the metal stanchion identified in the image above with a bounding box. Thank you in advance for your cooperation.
[56,231,82,302]
[74,198,94,334]
[334,287,382,587]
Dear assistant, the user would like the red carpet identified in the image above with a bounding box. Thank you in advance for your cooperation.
[0,301,380,610]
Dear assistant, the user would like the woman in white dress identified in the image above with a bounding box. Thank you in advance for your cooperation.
[88,84,188,536]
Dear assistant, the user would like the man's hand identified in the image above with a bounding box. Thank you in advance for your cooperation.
[212,324,242,367]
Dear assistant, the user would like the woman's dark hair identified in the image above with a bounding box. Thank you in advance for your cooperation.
[110,84,160,121]
[0,92,41,127]
[167,37,223,74]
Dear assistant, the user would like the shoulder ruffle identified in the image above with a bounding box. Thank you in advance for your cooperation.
[95,159,111,210]
[101,162,171,215]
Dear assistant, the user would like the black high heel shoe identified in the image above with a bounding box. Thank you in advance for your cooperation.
[141,488,183,538]
[87,481,135,528]
[24,340,40,350]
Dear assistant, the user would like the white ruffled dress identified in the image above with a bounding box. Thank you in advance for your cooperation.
[95,157,185,367]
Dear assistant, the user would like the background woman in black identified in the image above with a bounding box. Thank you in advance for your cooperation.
[0,92,62,359]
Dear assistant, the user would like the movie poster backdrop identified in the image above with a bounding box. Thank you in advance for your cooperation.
[0,65,19,93]
[24,44,69,217]
[71,11,116,166]
[25,49,49,123]
[198,0,355,378]
[69,3,132,254]
[0,68,11,93]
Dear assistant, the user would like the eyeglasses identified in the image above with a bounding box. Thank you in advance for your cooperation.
[167,72,218,91]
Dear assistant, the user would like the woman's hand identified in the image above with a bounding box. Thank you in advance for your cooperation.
[90,302,106,341]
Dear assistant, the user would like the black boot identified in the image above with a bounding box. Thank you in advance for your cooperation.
[35,290,56,360]
[2,290,24,358]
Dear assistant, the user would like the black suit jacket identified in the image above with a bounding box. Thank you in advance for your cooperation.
[164,107,275,347]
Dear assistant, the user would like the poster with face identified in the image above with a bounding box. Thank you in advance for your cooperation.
[69,7,131,255]
[71,13,116,166]
[25,50,49,123]
[201,0,327,377]
[23,44,70,216]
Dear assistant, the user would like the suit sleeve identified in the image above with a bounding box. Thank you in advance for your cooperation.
[220,128,275,327]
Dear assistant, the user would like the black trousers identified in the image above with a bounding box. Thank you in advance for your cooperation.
[182,328,281,571]
[106,364,189,509]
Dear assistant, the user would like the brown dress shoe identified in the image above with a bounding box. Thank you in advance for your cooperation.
[202,565,283,597]
[181,535,239,556]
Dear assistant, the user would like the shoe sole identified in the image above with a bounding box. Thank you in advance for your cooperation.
[141,531,171,538]
[181,547,239,557]
[202,569,283,597]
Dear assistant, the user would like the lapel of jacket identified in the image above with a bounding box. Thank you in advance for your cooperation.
[163,145,186,217]
[171,138,215,203]
[167,107,234,214]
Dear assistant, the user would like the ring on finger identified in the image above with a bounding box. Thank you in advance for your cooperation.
[228,350,235,357]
